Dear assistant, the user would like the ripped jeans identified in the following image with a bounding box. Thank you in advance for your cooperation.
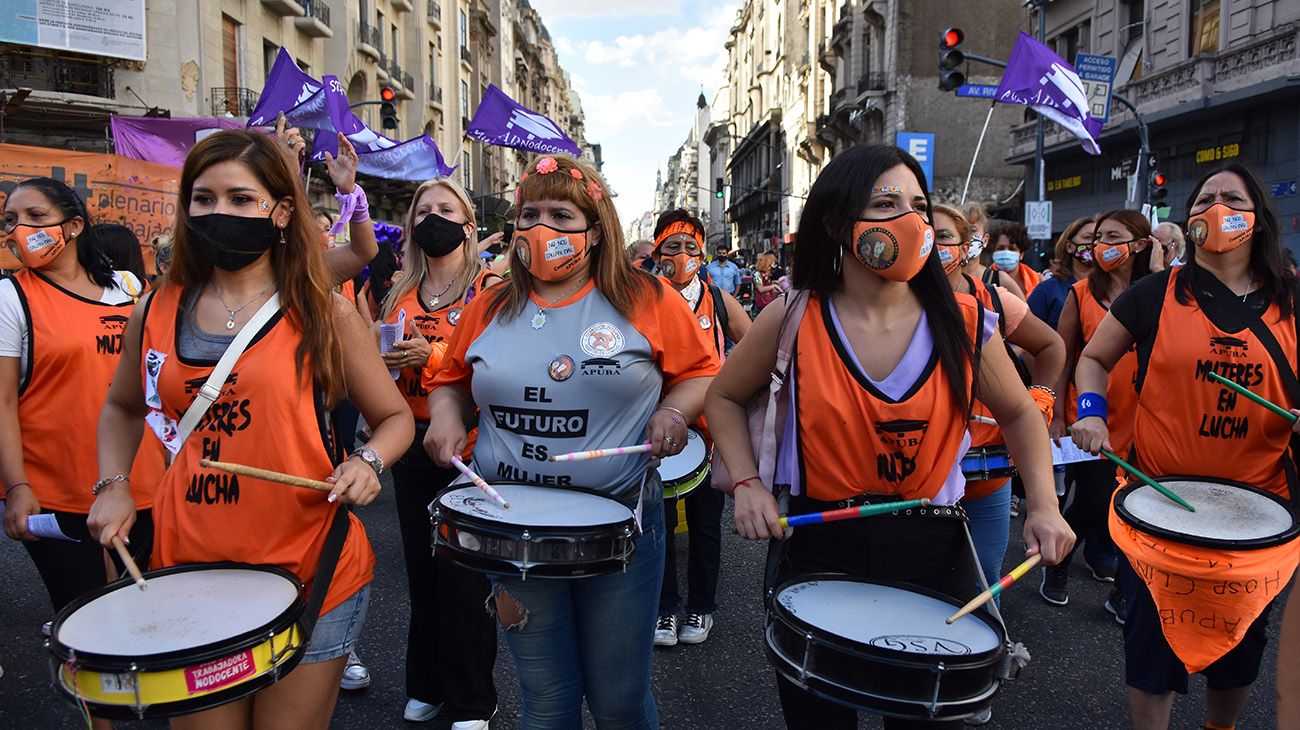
[489,498,665,730]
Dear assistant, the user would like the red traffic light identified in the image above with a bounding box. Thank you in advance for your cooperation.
[1152,171,1168,187]
[380,86,397,102]
[941,27,964,50]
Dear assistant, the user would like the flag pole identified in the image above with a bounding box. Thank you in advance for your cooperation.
[961,101,996,205]
[447,135,469,175]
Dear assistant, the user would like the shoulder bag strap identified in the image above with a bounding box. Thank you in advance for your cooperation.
[298,504,352,637]
[170,293,281,453]
[709,283,730,345]
[756,289,810,488]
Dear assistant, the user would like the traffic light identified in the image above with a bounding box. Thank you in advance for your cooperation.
[715,176,725,199]
[1150,170,1169,202]
[938,27,966,92]
[379,86,398,130]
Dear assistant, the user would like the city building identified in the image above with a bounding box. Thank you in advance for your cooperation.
[1010,1,1300,249]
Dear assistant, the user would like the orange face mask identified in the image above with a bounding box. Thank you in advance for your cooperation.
[514,223,592,282]
[1093,241,1132,272]
[1188,203,1256,254]
[850,211,935,282]
[936,243,967,275]
[9,223,68,269]
[659,252,701,284]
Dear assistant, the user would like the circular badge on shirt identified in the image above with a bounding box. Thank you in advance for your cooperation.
[548,354,575,381]
[697,315,712,329]
[448,307,463,326]
[856,227,899,271]
[580,322,626,358]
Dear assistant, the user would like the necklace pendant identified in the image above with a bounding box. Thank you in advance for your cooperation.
[531,310,547,330]
[225,314,236,330]
[430,296,440,308]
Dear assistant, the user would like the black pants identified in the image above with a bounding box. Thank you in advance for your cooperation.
[23,509,154,612]
[659,485,724,614]
[1059,460,1117,569]
[772,495,980,730]
[392,434,497,721]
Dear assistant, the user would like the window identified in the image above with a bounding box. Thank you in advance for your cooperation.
[1192,0,1220,55]
[1123,0,1144,43]
[392,25,399,61]
[221,15,240,89]
[377,11,386,51]
[461,80,470,120]
[263,40,278,81]
[460,10,469,52]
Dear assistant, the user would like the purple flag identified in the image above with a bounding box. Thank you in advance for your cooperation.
[111,116,244,168]
[247,48,325,128]
[466,84,582,157]
[994,32,1102,155]
[308,75,455,180]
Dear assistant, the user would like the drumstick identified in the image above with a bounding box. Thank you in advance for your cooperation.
[1099,449,1196,512]
[549,442,654,462]
[451,456,510,509]
[945,554,1041,624]
[111,536,147,591]
[1207,371,1298,423]
[970,415,997,426]
[779,498,931,529]
[200,459,333,492]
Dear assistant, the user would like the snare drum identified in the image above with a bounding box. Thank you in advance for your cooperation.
[961,446,1015,480]
[766,575,1006,721]
[48,564,306,720]
[1113,477,1299,550]
[433,483,637,578]
[659,427,711,499]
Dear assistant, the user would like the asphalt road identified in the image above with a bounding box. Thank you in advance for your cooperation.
[0,481,1282,729]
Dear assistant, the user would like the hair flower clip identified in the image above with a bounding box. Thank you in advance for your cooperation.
[570,168,584,180]
[586,181,603,202]
[536,157,559,175]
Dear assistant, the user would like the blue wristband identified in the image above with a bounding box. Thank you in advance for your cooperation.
[1077,392,1107,421]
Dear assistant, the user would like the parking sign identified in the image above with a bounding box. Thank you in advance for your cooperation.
[895,132,935,189]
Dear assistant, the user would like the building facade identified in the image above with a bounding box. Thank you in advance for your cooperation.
[1007,1,1300,249]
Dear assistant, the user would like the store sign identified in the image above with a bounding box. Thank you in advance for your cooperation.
[0,1,146,62]
[1195,143,1241,164]
[1047,174,1083,193]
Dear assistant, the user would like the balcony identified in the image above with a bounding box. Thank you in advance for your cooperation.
[830,87,848,110]
[389,59,404,87]
[402,71,415,94]
[294,0,332,38]
[210,87,260,117]
[817,40,836,74]
[391,0,413,11]
[831,2,852,48]
[376,51,389,81]
[429,84,443,108]
[856,72,886,95]
[0,50,115,98]
[426,0,442,26]
[358,22,380,59]
[460,46,472,64]
[261,0,304,16]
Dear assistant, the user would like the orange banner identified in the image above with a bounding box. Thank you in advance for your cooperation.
[1110,499,1299,673]
[0,143,179,274]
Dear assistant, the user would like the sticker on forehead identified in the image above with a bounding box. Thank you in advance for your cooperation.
[544,235,575,261]
[872,185,902,195]
[258,198,271,215]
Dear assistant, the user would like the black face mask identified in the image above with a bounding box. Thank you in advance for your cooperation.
[186,213,280,271]
[414,212,467,258]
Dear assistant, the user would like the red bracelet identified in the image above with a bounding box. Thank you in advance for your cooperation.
[732,476,760,492]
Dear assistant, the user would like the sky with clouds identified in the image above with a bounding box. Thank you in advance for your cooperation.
[530,0,743,233]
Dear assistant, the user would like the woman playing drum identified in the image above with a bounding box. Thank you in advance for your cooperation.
[425,155,717,729]
[707,144,1074,729]
[88,129,413,729]
[649,208,749,647]
[377,177,501,725]
[1072,163,1299,730]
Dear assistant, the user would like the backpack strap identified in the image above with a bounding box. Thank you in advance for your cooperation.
[709,283,731,351]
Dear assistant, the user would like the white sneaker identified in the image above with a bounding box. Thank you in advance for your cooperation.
[451,721,490,730]
[678,612,713,644]
[339,651,370,690]
[654,614,678,647]
[403,699,440,722]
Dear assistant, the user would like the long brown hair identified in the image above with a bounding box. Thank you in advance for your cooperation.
[492,154,657,319]
[1087,209,1154,304]
[168,130,344,406]
[381,178,484,319]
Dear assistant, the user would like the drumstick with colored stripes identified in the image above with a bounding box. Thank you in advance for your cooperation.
[946,554,1041,624]
[451,456,510,510]
[1207,371,1298,423]
[111,536,147,591]
[1098,449,1196,512]
[549,442,654,462]
[200,459,333,492]
[779,498,931,529]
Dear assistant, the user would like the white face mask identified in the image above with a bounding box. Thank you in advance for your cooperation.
[991,249,1020,272]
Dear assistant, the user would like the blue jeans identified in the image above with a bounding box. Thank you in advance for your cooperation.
[491,498,665,730]
[301,584,371,663]
[963,481,1011,591]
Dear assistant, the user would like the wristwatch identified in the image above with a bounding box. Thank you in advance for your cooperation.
[350,446,384,475]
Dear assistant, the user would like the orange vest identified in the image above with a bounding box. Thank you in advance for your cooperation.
[965,277,1008,500]
[387,269,496,421]
[1133,270,1295,498]
[1074,278,1138,455]
[1015,263,1041,297]
[141,286,374,616]
[794,292,982,502]
[8,271,164,511]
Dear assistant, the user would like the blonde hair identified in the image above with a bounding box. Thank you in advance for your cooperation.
[381,178,484,319]
[755,252,777,275]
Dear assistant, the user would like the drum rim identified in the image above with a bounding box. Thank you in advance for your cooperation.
[658,429,713,488]
[768,573,1007,667]
[435,483,637,532]
[1114,475,1300,550]
[49,562,305,672]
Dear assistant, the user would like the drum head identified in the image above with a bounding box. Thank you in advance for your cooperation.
[775,579,1001,656]
[657,428,709,484]
[1115,478,1299,549]
[439,484,633,527]
[53,565,302,661]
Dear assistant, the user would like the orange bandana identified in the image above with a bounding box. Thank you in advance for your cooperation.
[655,221,703,249]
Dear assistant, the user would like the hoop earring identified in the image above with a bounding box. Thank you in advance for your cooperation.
[832,245,843,275]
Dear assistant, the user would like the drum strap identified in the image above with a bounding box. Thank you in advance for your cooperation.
[300,505,351,637]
